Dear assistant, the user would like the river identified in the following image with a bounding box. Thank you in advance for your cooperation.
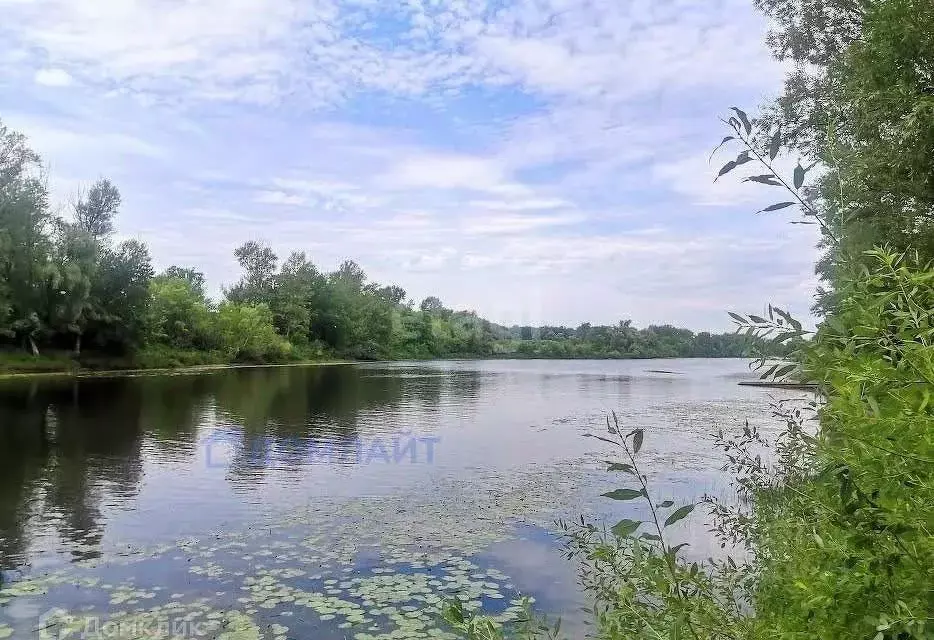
[0,359,794,639]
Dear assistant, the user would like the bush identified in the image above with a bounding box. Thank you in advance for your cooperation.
[216,302,292,363]
[750,249,934,639]
[133,346,228,370]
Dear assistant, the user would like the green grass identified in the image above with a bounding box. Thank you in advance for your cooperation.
[0,351,79,375]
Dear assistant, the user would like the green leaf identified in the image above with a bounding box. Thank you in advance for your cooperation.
[745,174,783,186]
[602,489,644,501]
[715,160,737,182]
[442,600,466,625]
[641,533,662,541]
[664,504,696,527]
[760,363,779,379]
[728,312,746,324]
[758,201,795,213]
[774,364,797,378]
[606,462,636,473]
[611,519,641,538]
[633,429,644,454]
[748,315,767,324]
[658,500,675,508]
[734,150,753,165]
[731,107,752,134]
[793,163,806,189]
[710,135,735,160]
[769,129,782,160]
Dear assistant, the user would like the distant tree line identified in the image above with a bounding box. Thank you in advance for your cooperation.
[1,119,770,370]
[500,321,763,359]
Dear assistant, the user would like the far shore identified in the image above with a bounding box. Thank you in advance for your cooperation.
[0,354,764,382]
[0,359,357,381]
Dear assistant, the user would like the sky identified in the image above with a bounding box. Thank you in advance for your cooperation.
[0,0,820,331]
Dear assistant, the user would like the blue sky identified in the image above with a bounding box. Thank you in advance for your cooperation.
[0,0,818,331]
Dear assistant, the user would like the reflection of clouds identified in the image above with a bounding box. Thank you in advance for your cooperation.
[3,597,41,621]
[482,528,589,636]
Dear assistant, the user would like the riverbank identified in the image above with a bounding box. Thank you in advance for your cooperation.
[0,349,351,380]
[0,349,761,379]
[0,360,357,380]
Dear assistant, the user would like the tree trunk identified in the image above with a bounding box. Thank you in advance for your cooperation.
[28,336,39,357]
[74,333,82,356]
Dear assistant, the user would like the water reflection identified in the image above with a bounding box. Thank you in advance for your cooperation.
[0,359,786,574]
[0,365,493,569]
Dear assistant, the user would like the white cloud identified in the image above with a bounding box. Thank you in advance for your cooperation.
[34,68,73,86]
[253,190,308,206]
[1,0,780,107]
[469,198,569,211]
[0,0,819,330]
[461,212,586,236]
[379,152,513,193]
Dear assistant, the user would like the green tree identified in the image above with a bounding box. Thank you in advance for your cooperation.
[755,0,934,313]
[216,302,290,362]
[46,222,99,354]
[333,259,366,292]
[227,241,278,303]
[419,296,444,314]
[147,273,215,350]
[88,239,154,352]
[73,179,120,238]
[0,119,53,354]
[162,266,206,299]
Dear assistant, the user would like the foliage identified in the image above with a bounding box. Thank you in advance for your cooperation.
[753,0,934,314]
[132,345,227,370]
[495,323,767,359]
[147,273,216,351]
[215,302,291,363]
[747,249,934,639]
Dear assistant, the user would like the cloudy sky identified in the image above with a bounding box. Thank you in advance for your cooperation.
[0,0,818,331]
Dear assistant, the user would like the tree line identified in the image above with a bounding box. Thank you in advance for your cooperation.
[2,119,766,371]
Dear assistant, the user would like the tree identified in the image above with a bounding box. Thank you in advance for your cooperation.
[216,302,290,362]
[0,119,53,354]
[73,179,120,238]
[332,259,366,291]
[147,275,215,350]
[371,285,407,306]
[47,222,98,354]
[162,266,206,299]
[88,239,154,352]
[754,0,934,313]
[228,241,278,303]
[419,296,444,314]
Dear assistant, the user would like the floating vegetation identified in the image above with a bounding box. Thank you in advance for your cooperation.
[0,466,598,639]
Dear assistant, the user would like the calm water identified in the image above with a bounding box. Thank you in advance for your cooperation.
[0,359,793,639]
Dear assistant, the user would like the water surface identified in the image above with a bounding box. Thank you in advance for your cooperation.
[0,359,794,639]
